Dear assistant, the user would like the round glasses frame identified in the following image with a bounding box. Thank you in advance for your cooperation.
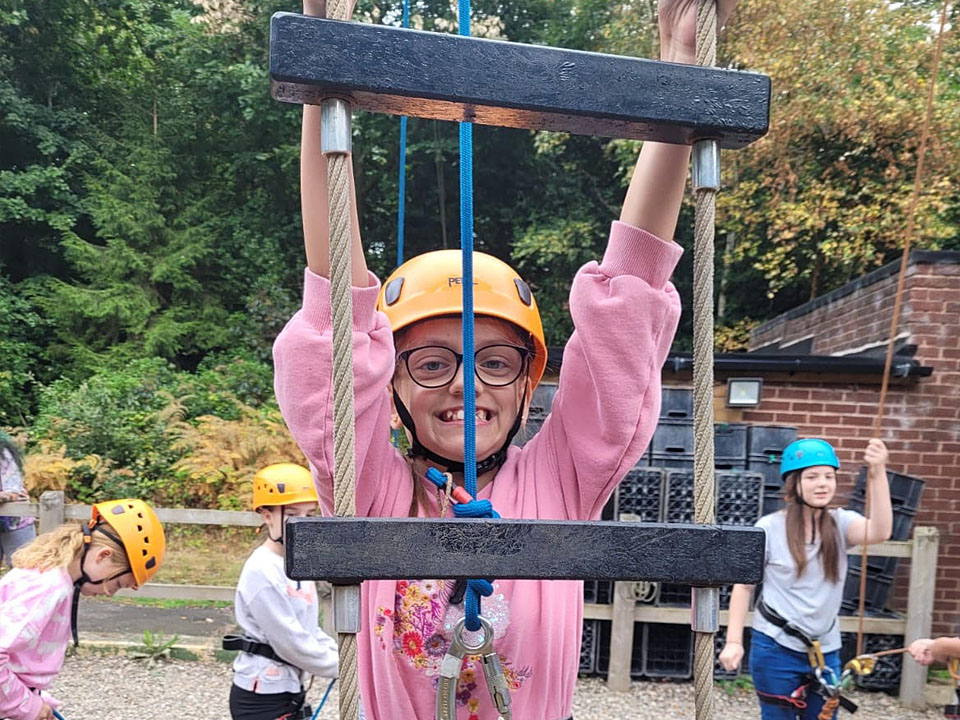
[397,344,531,389]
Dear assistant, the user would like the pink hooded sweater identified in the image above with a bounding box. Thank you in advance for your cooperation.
[273,221,682,720]
[0,568,71,720]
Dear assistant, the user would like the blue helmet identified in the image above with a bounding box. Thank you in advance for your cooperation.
[780,438,840,478]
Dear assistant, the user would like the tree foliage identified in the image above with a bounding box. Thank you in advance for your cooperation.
[1,0,958,478]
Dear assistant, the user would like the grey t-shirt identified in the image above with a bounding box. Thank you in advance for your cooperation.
[752,508,863,653]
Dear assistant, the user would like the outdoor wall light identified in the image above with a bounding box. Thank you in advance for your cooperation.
[726,378,763,408]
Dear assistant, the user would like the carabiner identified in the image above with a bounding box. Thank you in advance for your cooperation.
[436,616,511,720]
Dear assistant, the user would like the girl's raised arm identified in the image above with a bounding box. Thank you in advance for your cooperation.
[300,0,368,286]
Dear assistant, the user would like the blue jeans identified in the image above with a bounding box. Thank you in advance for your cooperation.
[749,630,841,720]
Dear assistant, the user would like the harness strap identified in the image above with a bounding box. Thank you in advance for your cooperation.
[756,688,807,713]
[223,634,291,666]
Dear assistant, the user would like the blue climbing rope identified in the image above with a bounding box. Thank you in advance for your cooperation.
[455,0,492,634]
[310,678,337,720]
[396,0,411,267]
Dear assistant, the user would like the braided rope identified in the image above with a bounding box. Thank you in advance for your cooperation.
[325,4,359,718]
[693,2,718,719]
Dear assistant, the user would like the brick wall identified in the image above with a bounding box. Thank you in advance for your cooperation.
[744,253,960,633]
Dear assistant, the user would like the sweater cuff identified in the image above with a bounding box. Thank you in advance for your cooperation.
[301,268,382,333]
[599,221,683,289]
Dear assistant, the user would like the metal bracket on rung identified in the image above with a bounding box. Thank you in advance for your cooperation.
[691,586,720,633]
[333,583,362,634]
[691,139,721,192]
[321,98,352,155]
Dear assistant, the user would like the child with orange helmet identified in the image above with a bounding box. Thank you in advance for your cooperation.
[226,464,338,720]
[273,1,733,717]
[0,499,165,720]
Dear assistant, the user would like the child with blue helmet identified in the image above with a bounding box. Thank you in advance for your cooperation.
[719,438,894,719]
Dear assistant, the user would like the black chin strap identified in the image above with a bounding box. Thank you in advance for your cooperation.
[265,506,285,545]
[72,523,126,646]
[392,383,528,476]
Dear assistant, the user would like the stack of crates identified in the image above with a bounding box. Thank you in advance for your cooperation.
[512,382,557,447]
[745,426,798,515]
[842,468,925,614]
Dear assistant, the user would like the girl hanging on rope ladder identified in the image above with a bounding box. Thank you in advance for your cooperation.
[274,0,736,717]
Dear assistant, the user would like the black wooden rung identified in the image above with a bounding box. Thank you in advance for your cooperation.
[270,14,771,148]
[285,517,764,585]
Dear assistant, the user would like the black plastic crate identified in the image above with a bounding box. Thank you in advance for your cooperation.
[850,468,925,515]
[656,582,691,607]
[847,498,917,542]
[643,623,694,679]
[651,420,695,457]
[841,567,894,612]
[616,467,665,522]
[661,387,694,421]
[594,620,614,677]
[650,455,694,469]
[662,470,695,523]
[715,423,748,465]
[762,489,785,516]
[747,455,784,489]
[716,471,764,526]
[747,425,798,457]
[714,627,751,679]
[580,619,601,675]
[847,552,899,578]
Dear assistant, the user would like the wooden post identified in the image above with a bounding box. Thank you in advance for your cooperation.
[900,526,939,709]
[608,511,641,692]
[38,490,65,534]
[608,580,635,692]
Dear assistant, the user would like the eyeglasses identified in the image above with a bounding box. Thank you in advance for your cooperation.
[397,344,530,389]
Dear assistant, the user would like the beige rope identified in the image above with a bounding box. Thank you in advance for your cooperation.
[855,0,950,658]
[692,2,718,719]
[324,3,360,717]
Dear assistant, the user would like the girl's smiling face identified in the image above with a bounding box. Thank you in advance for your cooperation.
[797,464,837,508]
[392,316,531,463]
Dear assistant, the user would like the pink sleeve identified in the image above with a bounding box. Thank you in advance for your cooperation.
[0,577,61,720]
[273,270,412,517]
[536,221,682,519]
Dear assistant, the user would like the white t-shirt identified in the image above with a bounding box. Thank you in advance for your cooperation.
[233,544,339,694]
[752,507,863,653]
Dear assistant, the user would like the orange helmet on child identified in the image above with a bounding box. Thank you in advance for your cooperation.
[376,250,548,389]
[90,499,165,589]
[252,463,318,510]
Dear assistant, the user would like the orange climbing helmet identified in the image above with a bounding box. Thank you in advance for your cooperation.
[90,499,165,589]
[252,463,318,510]
[376,250,547,389]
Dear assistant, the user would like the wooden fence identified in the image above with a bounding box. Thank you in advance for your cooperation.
[0,492,940,706]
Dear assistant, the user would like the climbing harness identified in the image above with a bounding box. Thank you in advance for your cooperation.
[754,600,859,716]
[436,617,511,720]
[222,634,332,720]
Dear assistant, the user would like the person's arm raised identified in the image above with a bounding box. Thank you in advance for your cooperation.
[301,0,368,286]
[620,0,737,242]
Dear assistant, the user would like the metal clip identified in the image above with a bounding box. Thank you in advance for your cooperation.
[807,639,826,672]
[435,616,510,720]
[481,649,512,719]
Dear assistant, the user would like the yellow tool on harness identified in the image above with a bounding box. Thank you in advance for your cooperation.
[807,640,826,673]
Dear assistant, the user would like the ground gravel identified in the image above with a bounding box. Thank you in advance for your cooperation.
[49,654,946,720]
